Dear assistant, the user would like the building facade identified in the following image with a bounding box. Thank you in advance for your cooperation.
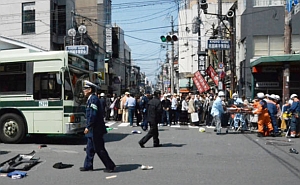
[239,0,300,100]
[178,0,236,94]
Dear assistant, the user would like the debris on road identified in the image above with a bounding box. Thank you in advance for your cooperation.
[106,175,117,179]
[141,165,153,170]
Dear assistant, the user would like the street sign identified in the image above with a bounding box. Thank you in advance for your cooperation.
[66,45,89,55]
[207,39,230,50]
[218,62,224,69]
[198,51,207,72]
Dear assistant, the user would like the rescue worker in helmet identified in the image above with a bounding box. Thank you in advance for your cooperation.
[266,94,281,137]
[252,92,273,137]
[287,94,300,138]
[210,91,225,135]
[231,93,246,131]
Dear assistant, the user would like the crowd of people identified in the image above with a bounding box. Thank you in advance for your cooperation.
[79,80,299,173]
[78,79,300,175]
[97,90,216,128]
[97,90,300,138]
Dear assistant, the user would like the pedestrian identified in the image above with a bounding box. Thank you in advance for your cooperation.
[188,94,196,126]
[125,93,136,127]
[113,96,121,121]
[210,91,225,134]
[180,95,189,125]
[135,94,142,126]
[161,94,171,126]
[105,94,112,120]
[80,80,116,173]
[121,92,130,123]
[140,91,150,131]
[287,94,300,138]
[170,94,179,125]
[99,93,106,118]
[139,90,163,148]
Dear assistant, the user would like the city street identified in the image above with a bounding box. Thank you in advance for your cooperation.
[0,123,299,185]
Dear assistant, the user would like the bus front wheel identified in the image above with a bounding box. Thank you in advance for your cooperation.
[0,113,26,144]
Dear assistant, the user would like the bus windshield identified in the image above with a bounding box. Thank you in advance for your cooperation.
[66,65,90,103]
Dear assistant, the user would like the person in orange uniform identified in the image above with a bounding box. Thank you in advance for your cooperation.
[252,92,273,137]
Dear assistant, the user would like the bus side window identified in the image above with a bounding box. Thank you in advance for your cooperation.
[34,72,62,100]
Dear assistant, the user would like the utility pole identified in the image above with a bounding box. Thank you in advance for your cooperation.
[229,3,236,93]
[170,16,175,94]
[197,0,201,54]
[218,0,223,91]
[283,7,292,102]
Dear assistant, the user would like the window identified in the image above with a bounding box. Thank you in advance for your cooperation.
[0,63,26,94]
[52,4,66,35]
[34,72,62,100]
[22,2,35,34]
[253,0,284,6]
[254,35,284,57]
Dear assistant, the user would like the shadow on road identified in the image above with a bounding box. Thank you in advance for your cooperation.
[21,134,86,145]
[157,143,186,147]
[0,151,10,155]
[104,133,130,143]
[18,133,130,145]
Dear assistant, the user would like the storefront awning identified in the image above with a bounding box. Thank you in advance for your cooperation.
[250,54,300,67]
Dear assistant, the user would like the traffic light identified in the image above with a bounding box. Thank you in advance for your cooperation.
[200,0,208,14]
[160,35,178,42]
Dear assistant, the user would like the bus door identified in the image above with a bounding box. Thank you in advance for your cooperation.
[33,72,63,134]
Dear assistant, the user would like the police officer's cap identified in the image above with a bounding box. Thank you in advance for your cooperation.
[83,80,98,89]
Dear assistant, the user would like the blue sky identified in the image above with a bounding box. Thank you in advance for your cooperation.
[111,0,179,83]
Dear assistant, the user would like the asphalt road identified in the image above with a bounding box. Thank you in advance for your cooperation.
[0,124,299,185]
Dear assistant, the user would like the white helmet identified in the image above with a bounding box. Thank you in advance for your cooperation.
[257,92,264,99]
[218,91,225,97]
[275,95,280,100]
[270,94,276,100]
[290,94,298,99]
[232,93,238,98]
[100,93,105,97]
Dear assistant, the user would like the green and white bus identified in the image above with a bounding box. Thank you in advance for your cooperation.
[0,49,95,143]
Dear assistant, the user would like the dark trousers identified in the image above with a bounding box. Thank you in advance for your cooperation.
[84,137,115,170]
[139,122,159,146]
[270,115,279,133]
[141,112,148,130]
[170,109,178,124]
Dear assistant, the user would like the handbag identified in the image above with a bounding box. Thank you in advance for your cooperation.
[118,109,123,114]
[191,112,199,122]
[109,99,117,109]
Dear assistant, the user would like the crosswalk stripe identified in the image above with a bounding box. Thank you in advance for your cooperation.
[105,121,201,129]
[118,122,130,127]
[105,122,116,127]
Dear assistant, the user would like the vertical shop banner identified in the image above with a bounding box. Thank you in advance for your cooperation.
[192,77,205,93]
[206,65,219,86]
[194,71,210,92]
